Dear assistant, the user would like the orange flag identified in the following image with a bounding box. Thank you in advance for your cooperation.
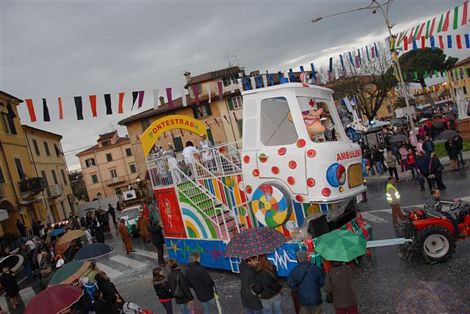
[25,99,37,122]
[89,95,97,117]
[118,92,125,114]
[58,97,64,120]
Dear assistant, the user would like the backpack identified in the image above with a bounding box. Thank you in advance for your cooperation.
[174,274,185,299]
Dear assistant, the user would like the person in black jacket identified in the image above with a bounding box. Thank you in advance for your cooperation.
[185,253,216,314]
[429,153,446,191]
[240,257,263,314]
[150,221,165,265]
[0,267,21,310]
[167,259,193,314]
[252,255,282,314]
[153,267,173,314]
[95,271,124,313]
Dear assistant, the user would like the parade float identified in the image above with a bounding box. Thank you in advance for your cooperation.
[142,82,371,276]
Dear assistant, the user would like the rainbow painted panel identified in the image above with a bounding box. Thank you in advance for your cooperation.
[178,192,217,240]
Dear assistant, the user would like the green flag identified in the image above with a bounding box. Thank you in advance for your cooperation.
[425,20,430,38]
[437,13,444,32]
[453,6,459,30]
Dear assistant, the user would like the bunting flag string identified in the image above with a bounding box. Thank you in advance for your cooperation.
[137,91,145,109]
[25,99,37,123]
[74,96,83,120]
[401,33,469,51]
[118,92,125,114]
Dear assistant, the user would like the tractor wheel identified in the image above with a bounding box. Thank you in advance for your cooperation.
[417,225,456,264]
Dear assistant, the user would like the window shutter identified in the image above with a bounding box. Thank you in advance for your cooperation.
[227,98,234,110]
[206,104,212,116]
[191,106,199,119]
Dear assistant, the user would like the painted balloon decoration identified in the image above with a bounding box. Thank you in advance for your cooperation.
[251,183,292,228]
[326,163,346,188]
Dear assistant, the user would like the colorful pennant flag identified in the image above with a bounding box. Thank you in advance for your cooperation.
[454,5,459,30]
[166,88,173,109]
[310,63,316,81]
[430,36,435,49]
[57,97,64,120]
[339,54,346,74]
[118,92,124,114]
[192,85,200,105]
[456,34,462,49]
[131,91,138,110]
[137,91,144,109]
[42,98,50,122]
[463,1,468,26]
[374,43,379,57]
[89,95,97,117]
[25,99,37,122]
[447,35,453,48]
[74,96,83,120]
[328,57,333,73]
[465,34,470,48]
[437,13,444,33]
[104,94,112,115]
[438,35,445,48]
[421,36,426,49]
[442,10,450,32]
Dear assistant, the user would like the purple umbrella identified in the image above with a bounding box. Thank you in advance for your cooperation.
[225,227,286,259]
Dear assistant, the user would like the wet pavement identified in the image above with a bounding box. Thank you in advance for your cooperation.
[13,164,470,313]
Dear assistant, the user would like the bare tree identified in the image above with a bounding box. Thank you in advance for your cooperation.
[326,47,398,121]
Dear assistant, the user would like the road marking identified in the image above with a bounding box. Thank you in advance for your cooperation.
[361,212,389,223]
[0,286,36,310]
[133,248,158,260]
[96,262,122,279]
[110,255,146,269]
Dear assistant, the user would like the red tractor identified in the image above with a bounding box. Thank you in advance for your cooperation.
[401,200,470,264]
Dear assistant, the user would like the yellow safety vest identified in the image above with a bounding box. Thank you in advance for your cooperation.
[386,183,400,205]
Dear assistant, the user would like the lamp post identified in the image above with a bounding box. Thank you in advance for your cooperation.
[312,0,415,129]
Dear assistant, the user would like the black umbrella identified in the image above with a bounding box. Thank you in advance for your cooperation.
[0,254,24,272]
[389,134,408,143]
[437,130,459,140]
[74,243,113,261]
[225,227,286,259]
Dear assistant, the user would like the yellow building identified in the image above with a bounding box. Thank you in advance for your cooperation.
[0,91,47,236]
[118,66,245,181]
[76,131,139,201]
[23,126,75,222]
[448,56,470,101]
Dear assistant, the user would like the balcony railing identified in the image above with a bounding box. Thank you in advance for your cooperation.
[19,177,45,195]
[47,184,62,198]
[105,176,126,186]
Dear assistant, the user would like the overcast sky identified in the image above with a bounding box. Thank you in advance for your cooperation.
[0,0,465,170]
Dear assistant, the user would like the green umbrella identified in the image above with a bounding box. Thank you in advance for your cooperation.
[315,229,366,262]
[49,260,91,286]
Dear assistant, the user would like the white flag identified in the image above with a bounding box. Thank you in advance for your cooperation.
[262,74,268,87]
[250,77,256,89]
[237,78,243,92]
[206,84,211,103]
[181,88,188,107]
[152,89,159,109]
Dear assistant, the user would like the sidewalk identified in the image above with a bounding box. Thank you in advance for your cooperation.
[366,151,470,183]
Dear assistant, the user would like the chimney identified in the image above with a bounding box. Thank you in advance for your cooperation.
[184,71,191,83]
[159,96,165,107]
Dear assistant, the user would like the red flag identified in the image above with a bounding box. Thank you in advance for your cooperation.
[463,1,468,25]
[25,99,37,122]
[89,95,97,117]
[438,36,444,48]
[404,38,408,50]
[442,10,450,32]
[217,80,223,99]
[416,23,425,39]
[421,36,426,49]
[166,88,173,109]
[118,92,125,114]
[192,85,200,105]
[429,17,436,37]
[407,27,415,44]
[58,97,64,120]
[456,34,462,49]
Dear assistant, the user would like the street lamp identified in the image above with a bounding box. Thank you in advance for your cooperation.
[312,0,415,129]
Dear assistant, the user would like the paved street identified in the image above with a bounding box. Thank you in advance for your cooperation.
[7,165,470,313]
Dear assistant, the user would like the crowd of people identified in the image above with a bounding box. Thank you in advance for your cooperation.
[361,118,465,194]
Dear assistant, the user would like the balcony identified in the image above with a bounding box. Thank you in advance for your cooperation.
[47,184,62,198]
[105,176,126,186]
[19,177,45,198]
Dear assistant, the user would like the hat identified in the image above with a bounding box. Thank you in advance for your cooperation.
[296,250,308,262]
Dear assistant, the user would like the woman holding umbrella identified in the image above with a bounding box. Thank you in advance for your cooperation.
[251,255,283,314]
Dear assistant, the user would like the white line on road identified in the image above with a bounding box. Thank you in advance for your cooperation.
[361,212,389,223]
[96,262,122,279]
[110,255,146,269]
[0,286,36,311]
[133,248,158,260]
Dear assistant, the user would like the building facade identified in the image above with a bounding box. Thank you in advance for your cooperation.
[0,91,48,236]
[448,56,470,101]
[119,66,245,182]
[23,126,74,222]
[76,131,139,201]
